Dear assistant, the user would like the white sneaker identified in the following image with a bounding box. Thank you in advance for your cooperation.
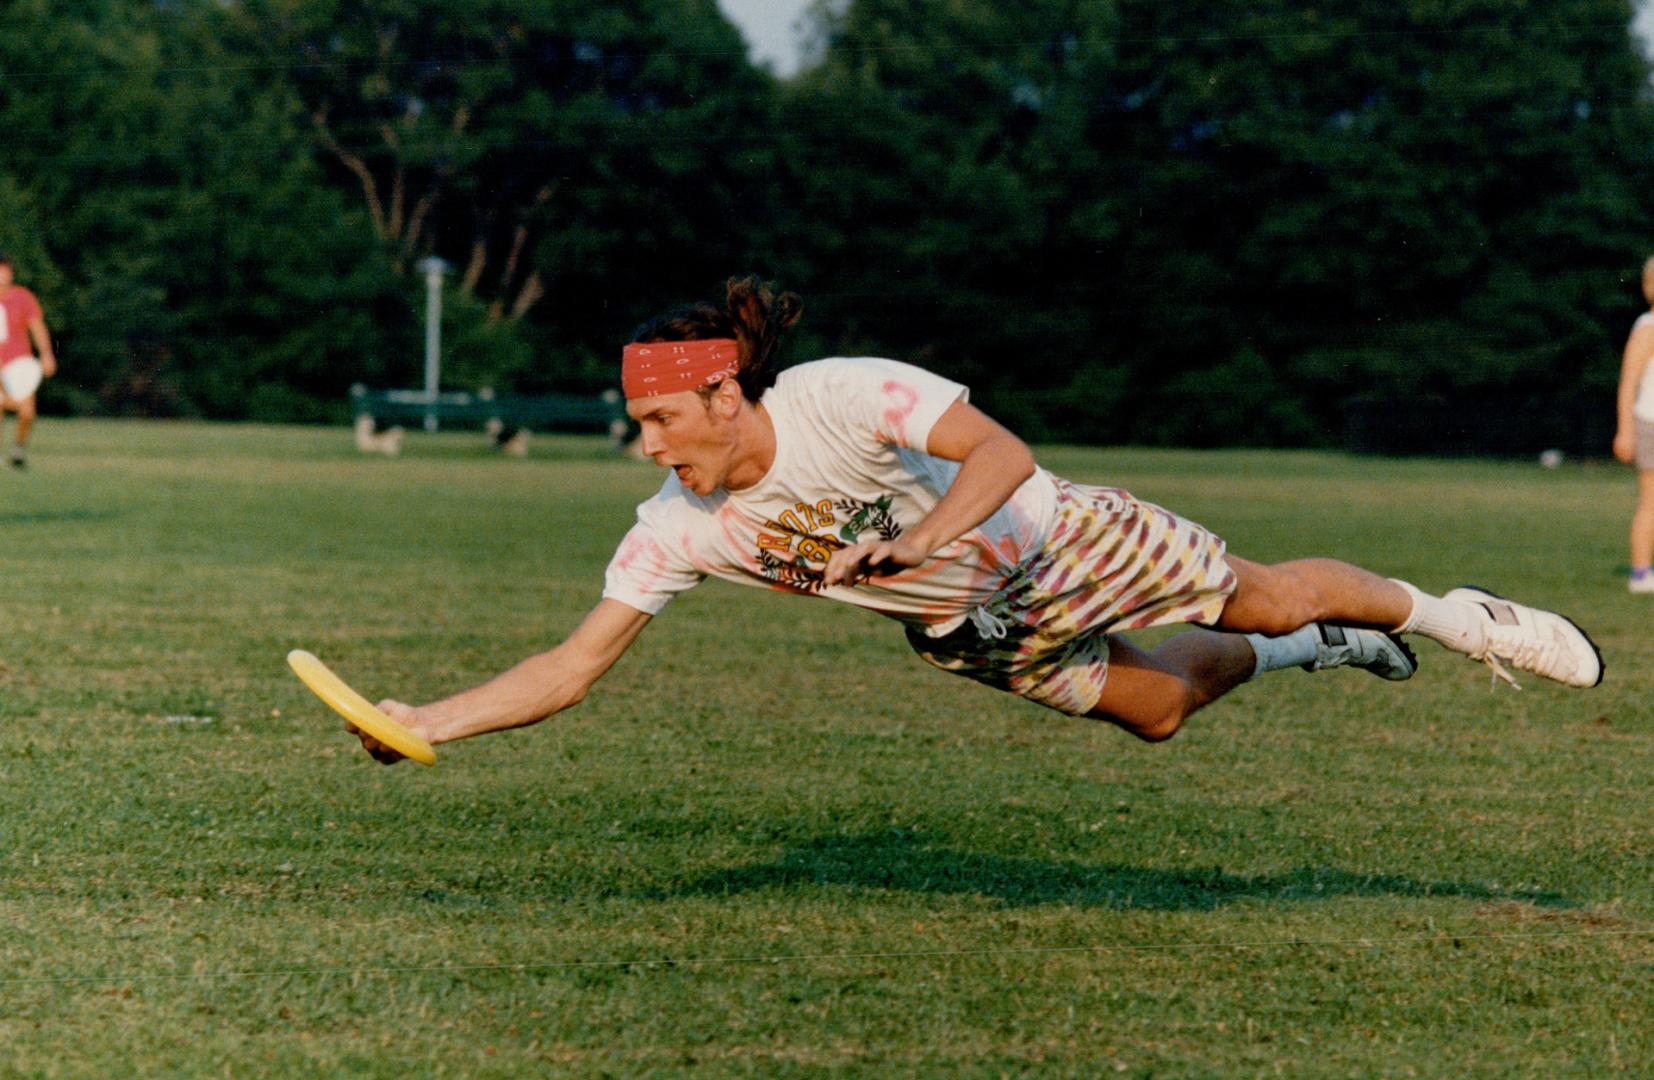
[1443,586,1603,689]
[1302,624,1417,680]
[1630,573,1654,595]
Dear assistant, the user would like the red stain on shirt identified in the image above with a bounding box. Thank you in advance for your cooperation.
[613,530,670,590]
[876,380,920,445]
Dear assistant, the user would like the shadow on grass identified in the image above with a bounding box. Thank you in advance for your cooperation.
[665,829,1570,912]
[0,508,120,525]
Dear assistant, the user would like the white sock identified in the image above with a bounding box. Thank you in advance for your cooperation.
[1391,580,1483,653]
[1244,624,1321,678]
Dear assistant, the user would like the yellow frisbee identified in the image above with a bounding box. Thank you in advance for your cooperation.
[286,649,437,766]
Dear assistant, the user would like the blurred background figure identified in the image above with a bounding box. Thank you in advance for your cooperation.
[484,416,530,457]
[353,414,404,456]
[0,254,56,469]
[1613,256,1654,592]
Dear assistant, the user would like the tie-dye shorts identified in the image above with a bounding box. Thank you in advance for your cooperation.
[904,477,1237,716]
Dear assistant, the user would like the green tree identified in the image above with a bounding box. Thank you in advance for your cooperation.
[777,0,1101,439]
[0,0,402,419]
[228,0,783,393]
[1088,0,1654,446]
[783,0,1654,449]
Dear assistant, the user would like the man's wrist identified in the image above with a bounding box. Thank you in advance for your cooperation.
[416,702,462,745]
[900,527,943,560]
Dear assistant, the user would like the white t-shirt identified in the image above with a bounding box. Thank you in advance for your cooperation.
[603,358,1060,631]
[1634,313,1654,422]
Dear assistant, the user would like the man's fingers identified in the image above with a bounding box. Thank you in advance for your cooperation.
[823,539,915,587]
[344,717,406,764]
[863,542,898,570]
[823,542,872,587]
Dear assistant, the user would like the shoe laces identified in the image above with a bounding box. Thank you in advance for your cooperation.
[1477,653,1522,690]
[1475,623,1566,689]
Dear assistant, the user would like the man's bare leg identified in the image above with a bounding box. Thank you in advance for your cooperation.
[1220,555,1599,687]
[1085,630,1257,742]
[14,395,33,445]
[1215,556,1411,635]
[1085,551,1601,741]
[1087,557,1421,741]
[7,395,34,467]
[1632,470,1654,583]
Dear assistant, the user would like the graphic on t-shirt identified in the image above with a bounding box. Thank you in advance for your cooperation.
[754,494,905,592]
[835,494,902,544]
[601,358,1061,621]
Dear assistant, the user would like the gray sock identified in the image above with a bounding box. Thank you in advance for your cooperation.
[1244,624,1321,678]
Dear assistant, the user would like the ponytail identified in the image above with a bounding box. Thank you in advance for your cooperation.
[630,275,803,401]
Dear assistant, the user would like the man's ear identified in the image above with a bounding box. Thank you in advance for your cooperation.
[711,377,743,419]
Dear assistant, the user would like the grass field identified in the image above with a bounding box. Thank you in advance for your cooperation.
[0,420,1649,1076]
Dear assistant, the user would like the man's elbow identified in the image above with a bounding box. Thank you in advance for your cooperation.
[999,435,1037,483]
[556,661,613,712]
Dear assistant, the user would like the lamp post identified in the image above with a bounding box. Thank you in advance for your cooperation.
[416,256,449,432]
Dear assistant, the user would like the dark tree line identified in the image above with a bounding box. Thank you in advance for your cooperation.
[4,0,1652,449]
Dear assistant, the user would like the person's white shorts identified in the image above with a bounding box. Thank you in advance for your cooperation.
[0,357,42,402]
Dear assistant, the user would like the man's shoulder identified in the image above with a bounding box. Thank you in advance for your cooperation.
[773,357,841,391]
[773,356,936,397]
[780,356,910,379]
[637,473,722,520]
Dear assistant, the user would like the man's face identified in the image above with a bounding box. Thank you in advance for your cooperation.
[625,384,741,496]
[0,264,14,289]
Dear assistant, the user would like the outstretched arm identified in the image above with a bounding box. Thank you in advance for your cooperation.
[822,400,1036,587]
[352,598,651,763]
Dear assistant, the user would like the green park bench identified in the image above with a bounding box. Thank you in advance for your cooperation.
[349,384,632,455]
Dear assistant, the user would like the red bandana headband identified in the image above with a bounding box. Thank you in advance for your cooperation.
[621,339,741,400]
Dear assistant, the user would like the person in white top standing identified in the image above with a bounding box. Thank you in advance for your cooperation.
[348,277,1602,765]
[1613,256,1654,592]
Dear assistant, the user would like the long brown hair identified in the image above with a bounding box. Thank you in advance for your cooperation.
[630,275,803,401]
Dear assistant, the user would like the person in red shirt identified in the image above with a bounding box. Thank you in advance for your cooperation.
[0,255,57,468]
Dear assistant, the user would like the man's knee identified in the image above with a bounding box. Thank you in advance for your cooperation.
[1225,561,1324,635]
[1131,710,1184,742]
[1089,700,1187,743]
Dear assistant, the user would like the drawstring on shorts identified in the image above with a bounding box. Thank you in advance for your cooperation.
[967,605,1010,640]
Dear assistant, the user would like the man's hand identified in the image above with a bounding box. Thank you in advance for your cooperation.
[347,699,436,765]
[40,354,56,379]
[336,600,650,761]
[1614,429,1635,464]
[822,535,931,588]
